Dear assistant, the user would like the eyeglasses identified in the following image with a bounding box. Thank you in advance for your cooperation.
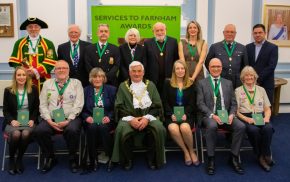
[55,67,69,71]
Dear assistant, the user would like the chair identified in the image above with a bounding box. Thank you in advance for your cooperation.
[1,132,41,171]
[37,130,82,168]
[199,127,234,163]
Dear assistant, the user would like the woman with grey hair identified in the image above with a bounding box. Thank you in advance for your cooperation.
[119,28,144,83]
[235,66,274,172]
[82,67,117,172]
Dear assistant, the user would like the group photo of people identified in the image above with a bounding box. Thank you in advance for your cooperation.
[1,9,280,180]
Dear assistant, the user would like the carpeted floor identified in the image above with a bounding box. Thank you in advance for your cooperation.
[0,114,290,182]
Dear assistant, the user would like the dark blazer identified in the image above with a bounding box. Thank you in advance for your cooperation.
[163,80,196,125]
[205,41,248,89]
[119,43,143,83]
[84,43,120,86]
[246,40,278,103]
[82,84,117,122]
[57,40,91,87]
[2,86,39,131]
[196,77,237,122]
[143,36,178,86]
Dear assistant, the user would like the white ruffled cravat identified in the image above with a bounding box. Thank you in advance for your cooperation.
[130,81,152,109]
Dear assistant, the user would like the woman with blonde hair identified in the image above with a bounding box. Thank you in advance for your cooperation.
[179,21,208,82]
[163,60,199,166]
[119,28,143,83]
[3,66,39,175]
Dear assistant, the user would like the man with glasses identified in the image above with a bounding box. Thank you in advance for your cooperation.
[34,60,84,173]
[84,24,120,86]
[197,58,246,175]
[57,24,91,87]
[205,24,248,89]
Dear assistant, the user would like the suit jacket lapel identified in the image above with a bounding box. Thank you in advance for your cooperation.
[151,39,160,61]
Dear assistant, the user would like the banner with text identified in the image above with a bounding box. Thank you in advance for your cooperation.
[91,6,181,45]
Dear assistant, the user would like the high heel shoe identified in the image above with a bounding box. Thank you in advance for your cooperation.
[8,159,16,175]
[16,158,24,174]
[192,160,200,167]
[185,160,192,166]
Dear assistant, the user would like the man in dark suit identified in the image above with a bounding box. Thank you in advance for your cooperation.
[143,22,179,93]
[197,58,246,175]
[83,24,120,86]
[205,24,248,89]
[57,24,91,87]
[246,24,278,104]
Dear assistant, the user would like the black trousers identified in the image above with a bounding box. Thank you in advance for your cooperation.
[33,118,82,159]
[121,128,155,163]
[85,122,114,163]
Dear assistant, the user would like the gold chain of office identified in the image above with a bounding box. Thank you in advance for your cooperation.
[125,79,149,107]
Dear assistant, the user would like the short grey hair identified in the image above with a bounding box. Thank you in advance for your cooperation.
[68,24,81,33]
[124,28,141,43]
[89,67,107,84]
[129,61,144,71]
[153,22,166,31]
[240,66,259,84]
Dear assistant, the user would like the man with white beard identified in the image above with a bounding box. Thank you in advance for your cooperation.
[143,22,179,93]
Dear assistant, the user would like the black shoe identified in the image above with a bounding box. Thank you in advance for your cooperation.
[8,159,16,175]
[41,158,57,173]
[264,156,275,166]
[107,160,113,172]
[69,160,78,173]
[206,157,215,175]
[259,156,271,172]
[89,161,98,172]
[147,160,156,170]
[124,160,133,171]
[229,156,244,175]
[15,158,24,174]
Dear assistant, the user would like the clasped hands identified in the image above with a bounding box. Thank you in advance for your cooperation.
[129,117,149,131]
[47,119,69,132]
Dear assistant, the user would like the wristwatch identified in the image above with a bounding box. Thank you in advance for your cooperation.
[209,113,214,118]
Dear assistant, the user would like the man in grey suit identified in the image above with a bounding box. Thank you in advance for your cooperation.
[205,24,248,89]
[197,58,246,175]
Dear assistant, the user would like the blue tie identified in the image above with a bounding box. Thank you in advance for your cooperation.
[73,44,79,70]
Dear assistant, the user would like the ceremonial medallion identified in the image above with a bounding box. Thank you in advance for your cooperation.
[99,59,101,63]
[229,57,232,61]
[160,52,163,56]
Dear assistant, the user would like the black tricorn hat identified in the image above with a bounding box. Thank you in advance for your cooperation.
[20,17,48,30]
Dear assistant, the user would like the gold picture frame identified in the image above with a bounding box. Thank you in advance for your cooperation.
[0,3,14,37]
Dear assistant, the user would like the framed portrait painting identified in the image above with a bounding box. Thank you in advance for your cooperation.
[0,3,14,37]
[263,4,290,47]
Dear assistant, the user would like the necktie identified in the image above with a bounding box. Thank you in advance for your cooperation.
[57,82,64,108]
[227,43,231,50]
[73,44,79,70]
[214,79,222,113]
[101,44,105,50]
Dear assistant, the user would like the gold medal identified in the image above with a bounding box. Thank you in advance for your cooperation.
[229,57,232,61]
[191,56,194,61]
[98,59,101,63]
[160,52,163,56]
